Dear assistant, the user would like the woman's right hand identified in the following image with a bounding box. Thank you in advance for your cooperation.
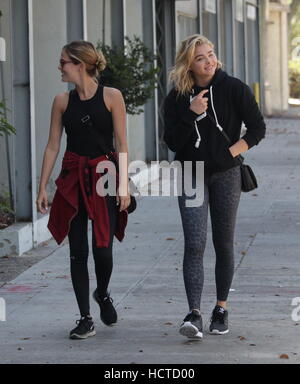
[36,189,49,214]
[189,89,209,115]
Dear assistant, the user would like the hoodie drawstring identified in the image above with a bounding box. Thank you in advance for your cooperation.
[190,86,224,149]
[190,89,207,149]
[209,86,223,132]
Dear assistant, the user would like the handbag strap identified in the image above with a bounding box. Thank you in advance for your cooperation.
[207,112,244,165]
[75,89,120,172]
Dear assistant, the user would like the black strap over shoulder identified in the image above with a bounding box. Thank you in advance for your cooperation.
[207,112,244,165]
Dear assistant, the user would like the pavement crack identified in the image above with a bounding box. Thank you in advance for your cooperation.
[115,235,183,307]
[235,233,258,271]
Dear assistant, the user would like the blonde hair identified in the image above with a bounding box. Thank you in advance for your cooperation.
[62,40,106,81]
[169,34,222,95]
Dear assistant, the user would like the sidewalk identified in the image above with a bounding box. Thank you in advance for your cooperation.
[0,118,300,364]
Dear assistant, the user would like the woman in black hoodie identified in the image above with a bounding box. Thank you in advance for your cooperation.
[164,34,266,339]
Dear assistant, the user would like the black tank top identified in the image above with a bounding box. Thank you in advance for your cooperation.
[62,84,114,158]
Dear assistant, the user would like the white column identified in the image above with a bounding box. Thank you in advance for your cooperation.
[82,0,88,40]
[28,0,37,241]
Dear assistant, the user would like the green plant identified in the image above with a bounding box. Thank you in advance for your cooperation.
[0,101,16,215]
[0,101,16,136]
[0,191,12,209]
[0,191,14,229]
[97,36,160,115]
[289,60,300,98]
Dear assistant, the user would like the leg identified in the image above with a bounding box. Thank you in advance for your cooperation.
[68,191,90,317]
[209,166,242,305]
[92,195,118,326]
[92,195,118,297]
[178,182,209,312]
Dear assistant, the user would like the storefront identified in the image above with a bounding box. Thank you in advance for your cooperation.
[0,0,264,255]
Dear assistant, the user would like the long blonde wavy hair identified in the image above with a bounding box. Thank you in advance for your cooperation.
[169,34,222,95]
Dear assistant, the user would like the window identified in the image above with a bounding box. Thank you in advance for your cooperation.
[234,0,246,81]
[202,0,218,51]
[219,0,233,74]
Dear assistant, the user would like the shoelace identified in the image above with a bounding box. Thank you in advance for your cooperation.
[101,293,113,304]
[211,309,225,324]
[76,317,92,327]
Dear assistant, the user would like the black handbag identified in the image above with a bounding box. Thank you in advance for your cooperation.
[79,100,137,213]
[239,162,258,192]
[236,155,258,192]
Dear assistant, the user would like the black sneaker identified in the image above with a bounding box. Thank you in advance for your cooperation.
[69,316,96,339]
[93,289,117,326]
[209,305,229,335]
[179,310,203,340]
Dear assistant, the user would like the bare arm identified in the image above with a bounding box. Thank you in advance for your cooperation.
[36,93,65,213]
[104,87,130,211]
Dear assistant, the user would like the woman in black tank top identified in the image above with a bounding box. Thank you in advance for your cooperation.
[63,83,115,158]
[36,40,130,340]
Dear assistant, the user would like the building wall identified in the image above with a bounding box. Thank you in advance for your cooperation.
[0,0,275,227]
[32,0,68,199]
[86,0,112,46]
[124,0,146,163]
[0,0,13,196]
[263,0,290,115]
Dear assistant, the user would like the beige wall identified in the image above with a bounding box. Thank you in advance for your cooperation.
[263,0,290,115]
[33,0,68,197]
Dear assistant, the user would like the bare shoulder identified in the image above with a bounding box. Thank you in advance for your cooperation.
[103,86,124,112]
[104,86,123,98]
[53,91,70,114]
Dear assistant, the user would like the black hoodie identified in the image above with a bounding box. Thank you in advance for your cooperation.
[163,69,266,173]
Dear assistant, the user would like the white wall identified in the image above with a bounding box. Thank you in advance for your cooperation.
[32,0,68,199]
[124,0,146,162]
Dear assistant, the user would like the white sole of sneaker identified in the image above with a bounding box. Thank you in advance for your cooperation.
[179,322,203,340]
[209,329,229,335]
[69,330,96,340]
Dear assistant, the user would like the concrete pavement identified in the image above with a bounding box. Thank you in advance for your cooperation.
[0,117,300,364]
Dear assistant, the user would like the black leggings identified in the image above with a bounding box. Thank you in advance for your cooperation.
[68,191,117,317]
[178,165,241,311]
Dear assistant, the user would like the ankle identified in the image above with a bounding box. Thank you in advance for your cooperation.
[97,289,109,299]
[216,302,227,310]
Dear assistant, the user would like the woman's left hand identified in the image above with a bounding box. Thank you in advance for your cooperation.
[117,189,131,212]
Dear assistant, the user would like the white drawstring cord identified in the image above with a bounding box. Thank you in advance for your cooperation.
[189,86,222,149]
[190,90,206,149]
[209,86,223,132]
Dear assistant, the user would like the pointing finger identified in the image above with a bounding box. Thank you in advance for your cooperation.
[198,89,209,98]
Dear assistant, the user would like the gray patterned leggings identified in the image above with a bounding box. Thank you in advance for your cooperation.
[178,165,242,310]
